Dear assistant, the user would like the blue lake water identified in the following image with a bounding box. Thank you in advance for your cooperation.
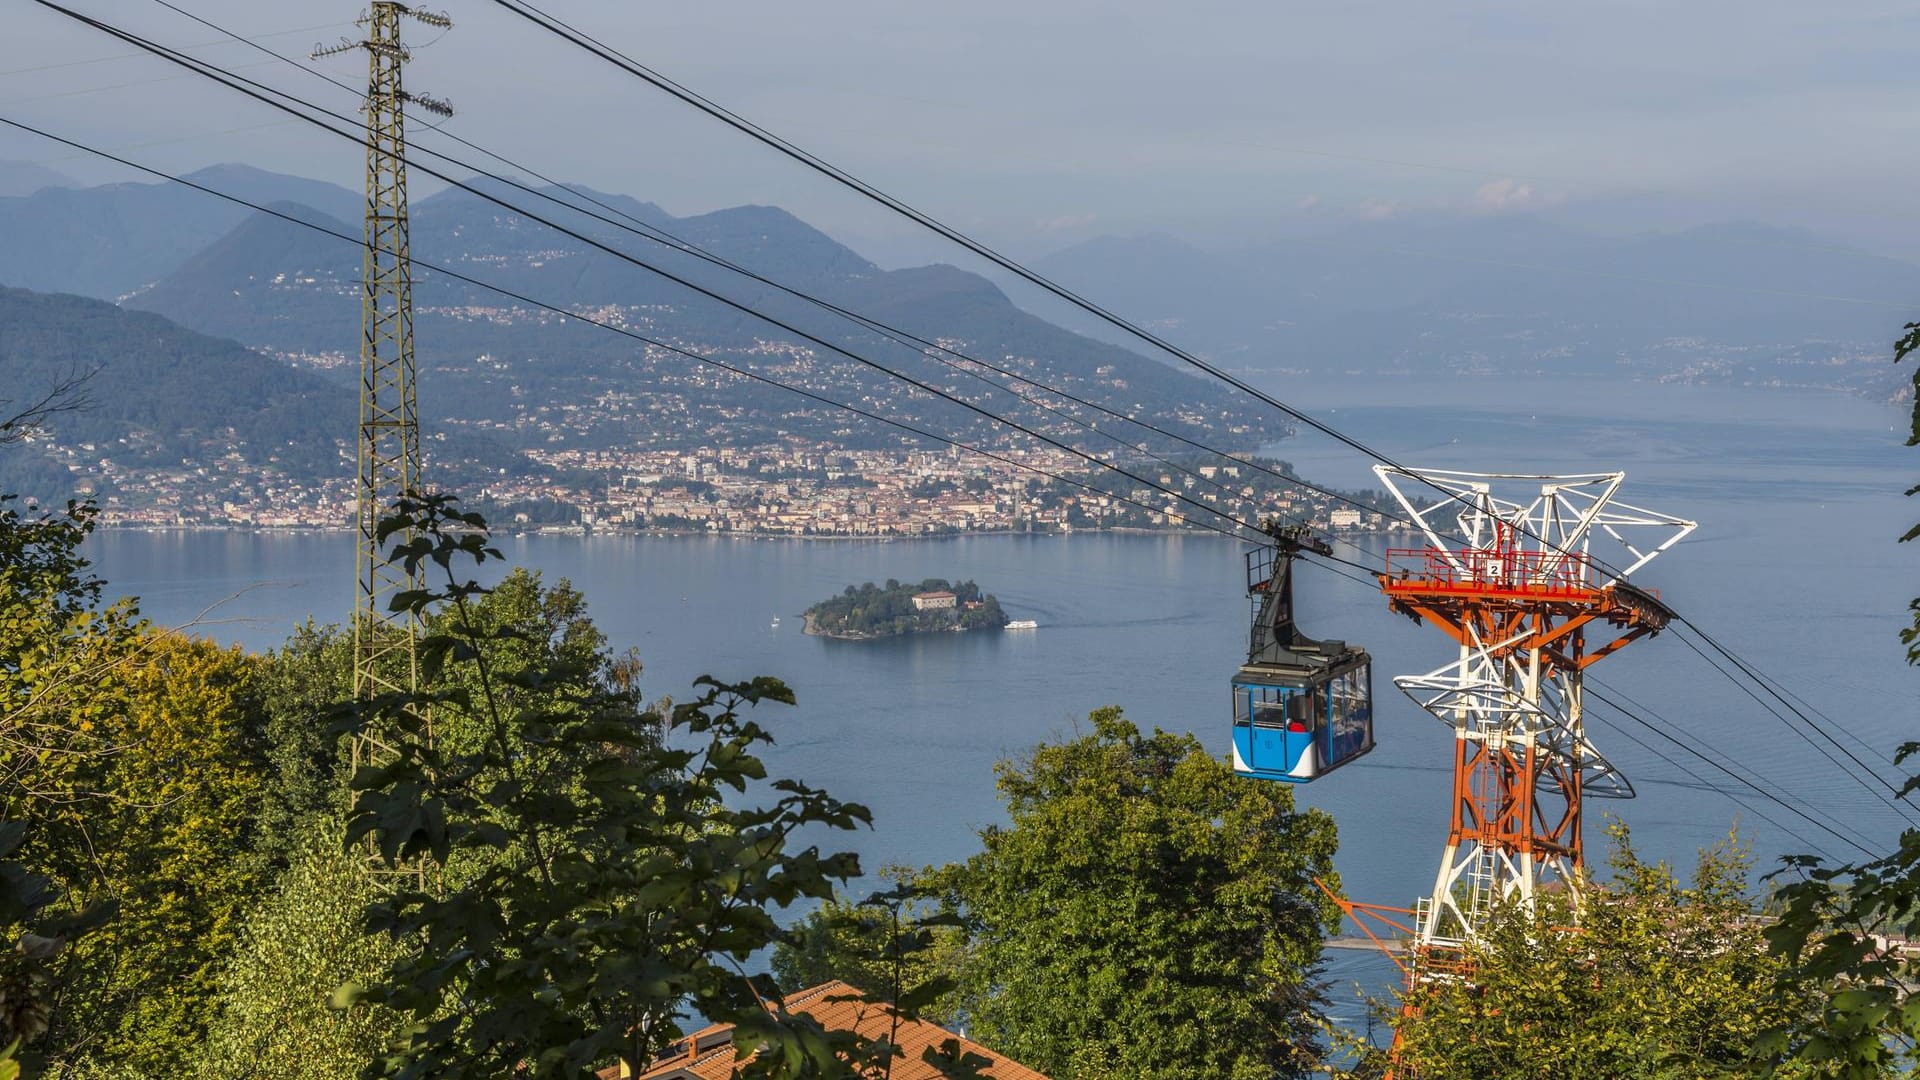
[88,375,1920,1023]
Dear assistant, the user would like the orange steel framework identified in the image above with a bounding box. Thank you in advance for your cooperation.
[1341,468,1694,1076]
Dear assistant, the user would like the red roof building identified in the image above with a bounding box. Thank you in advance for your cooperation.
[612,981,1049,1080]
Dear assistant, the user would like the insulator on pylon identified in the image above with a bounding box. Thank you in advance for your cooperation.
[400,91,455,118]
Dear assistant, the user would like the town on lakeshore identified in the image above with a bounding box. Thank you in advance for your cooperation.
[80,440,1396,538]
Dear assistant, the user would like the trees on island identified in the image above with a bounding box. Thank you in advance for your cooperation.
[805,578,1007,638]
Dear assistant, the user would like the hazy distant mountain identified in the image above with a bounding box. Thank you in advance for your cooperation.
[0,286,350,502]
[0,160,74,198]
[0,284,535,506]
[0,165,358,299]
[124,180,1283,453]
[1034,216,1920,387]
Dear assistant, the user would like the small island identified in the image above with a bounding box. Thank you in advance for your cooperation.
[804,578,1009,640]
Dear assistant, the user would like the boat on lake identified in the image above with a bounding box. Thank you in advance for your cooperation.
[1004,619,1038,630]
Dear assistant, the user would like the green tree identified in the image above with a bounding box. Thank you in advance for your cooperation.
[772,885,967,1026]
[1392,824,1827,1080]
[33,633,271,1075]
[252,621,356,870]
[917,706,1340,1080]
[196,817,406,1080]
[0,496,123,1059]
[344,495,875,1078]
[1745,321,1920,1079]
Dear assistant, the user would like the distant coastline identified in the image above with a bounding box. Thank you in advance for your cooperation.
[95,521,1413,541]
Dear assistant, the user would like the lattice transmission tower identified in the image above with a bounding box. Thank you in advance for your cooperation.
[1367,468,1693,987]
[314,4,453,705]
[1320,469,1695,1078]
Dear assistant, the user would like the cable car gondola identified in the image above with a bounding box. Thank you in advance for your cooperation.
[1230,523,1373,783]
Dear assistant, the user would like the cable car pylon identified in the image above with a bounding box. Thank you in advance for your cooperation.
[1254,470,1693,1076]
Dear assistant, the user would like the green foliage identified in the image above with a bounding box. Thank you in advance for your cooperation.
[343,494,874,1078]
[0,497,127,1058]
[1393,824,1827,1080]
[31,633,272,1074]
[197,817,406,1080]
[772,884,967,1025]
[917,706,1340,1080]
[805,579,1007,639]
[1763,773,1920,1079]
[252,621,356,870]
[1755,320,1920,1078]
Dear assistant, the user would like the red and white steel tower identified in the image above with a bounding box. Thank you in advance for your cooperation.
[1367,468,1693,984]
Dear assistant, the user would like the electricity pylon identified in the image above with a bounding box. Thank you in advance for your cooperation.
[315,3,452,710]
[1374,469,1693,974]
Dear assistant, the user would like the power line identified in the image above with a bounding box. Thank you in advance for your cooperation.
[2,115,1879,876]
[0,113,1280,555]
[40,2,1910,851]
[0,18,348,77]
[29,4,1290,547]
[141,0,1403,535]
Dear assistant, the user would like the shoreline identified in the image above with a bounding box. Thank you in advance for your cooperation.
[801,609,1009,643]
[95,522,1413,542]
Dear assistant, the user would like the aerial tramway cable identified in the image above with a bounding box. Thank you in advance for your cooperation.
[30,2,1910,852]
[142,0,1399,532]
[25,5,1298,546]
[0,115,1289,558]
[475,0,1920,823]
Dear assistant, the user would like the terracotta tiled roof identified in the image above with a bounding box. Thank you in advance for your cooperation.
[623,981,1049,1080]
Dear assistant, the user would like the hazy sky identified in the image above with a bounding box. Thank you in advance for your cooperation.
[4,0,1919,259]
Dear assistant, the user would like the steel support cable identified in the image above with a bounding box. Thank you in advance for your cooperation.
[1330,535,1882,853]
[1742,661,1902,771]
[1301,538,1861,861]
[477,0,1920,808]
[1583,683,1876,860]
[1316,537,1859,860]
[1580,698,1845,863]
[26,8,1287,549]
[1666,624,1920,827]
[38,10,1888,866]
[72,1,1902,831]
[1673,617,1918,799]
[38,91,1848,863]
[1593,674,1880,814]
[142,2,1720,595]
[143,0,1395,532]
[139,0,1407,543]
[0,114,1294,557]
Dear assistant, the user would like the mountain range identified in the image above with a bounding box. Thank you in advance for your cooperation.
[1030,217,1918,389]
[0,166,1284,508]
[1,161,1911,512]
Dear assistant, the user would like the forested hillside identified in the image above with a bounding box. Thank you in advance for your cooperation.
[0,286,534,512]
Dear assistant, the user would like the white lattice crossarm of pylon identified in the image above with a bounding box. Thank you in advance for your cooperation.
[1373,467,1696,586]
[1393,665,1634,800]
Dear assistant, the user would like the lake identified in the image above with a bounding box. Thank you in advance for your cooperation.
[87,374,1920,1021]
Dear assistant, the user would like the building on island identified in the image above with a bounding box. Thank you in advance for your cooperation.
[615,980,1049,1080]
[911,590,958,611]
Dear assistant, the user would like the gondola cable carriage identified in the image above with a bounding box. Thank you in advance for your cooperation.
[1230,521,1374,783]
